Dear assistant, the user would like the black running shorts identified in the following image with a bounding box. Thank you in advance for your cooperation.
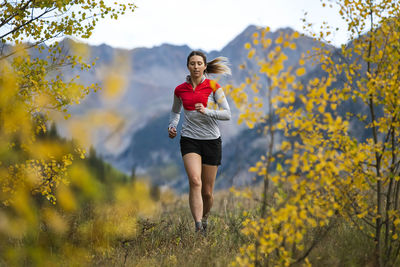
[180,136,222,166]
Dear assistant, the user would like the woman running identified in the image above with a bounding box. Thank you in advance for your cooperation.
[168,50,231,234]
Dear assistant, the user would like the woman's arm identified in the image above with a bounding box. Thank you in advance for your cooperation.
[204,87,231,120]
[169,94,182,129]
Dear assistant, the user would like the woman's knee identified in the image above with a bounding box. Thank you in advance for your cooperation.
[188,176,202,188]
[202,190,213,200]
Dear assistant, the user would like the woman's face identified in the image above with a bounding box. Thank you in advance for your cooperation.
[187,55,206,79]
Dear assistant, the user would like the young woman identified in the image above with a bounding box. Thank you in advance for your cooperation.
[168,50,231,234]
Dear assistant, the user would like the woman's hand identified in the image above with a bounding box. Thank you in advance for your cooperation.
[195,103,206,114]
[168,127,177,139]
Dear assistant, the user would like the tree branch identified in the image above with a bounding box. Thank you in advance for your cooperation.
[0,6,57,40]
[0,0,35,29]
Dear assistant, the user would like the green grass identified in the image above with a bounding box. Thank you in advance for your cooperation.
[306,220,374,266]
[95,190,253,267]
[67,187,378,267]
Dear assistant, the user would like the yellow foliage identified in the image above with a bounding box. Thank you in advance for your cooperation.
[56,184,77,212]
[69,163,100,199]
[103,72,126,99]
[296,67,306,76]
[42,208,68,234]
[0,1,157,266]
[229,1,400,265]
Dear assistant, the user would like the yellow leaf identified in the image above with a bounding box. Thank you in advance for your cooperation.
[306,101,314,112]
[249,167,258,172]
[210,80,217,91]
[277,163,283,172]
[296,67,306,76]
[57,185,77,212]
[284,41,290,48]
[103,72,126,100]
[276,35,283,44]
[296,231,303,241]
[281,141,291,150]
[248,49,255,59]
[245,121,254,129]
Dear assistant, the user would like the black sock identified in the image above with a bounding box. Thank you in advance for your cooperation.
[195,221,202,231]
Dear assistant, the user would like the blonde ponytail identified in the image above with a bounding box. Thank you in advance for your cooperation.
[206,57,231,75]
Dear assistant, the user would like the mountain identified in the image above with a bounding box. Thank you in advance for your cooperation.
[55,25,326,156]
[90,25,336,192]
[46,24,369,193]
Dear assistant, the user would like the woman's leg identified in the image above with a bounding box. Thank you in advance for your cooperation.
[182,153,203,223]
[201,164,218,219]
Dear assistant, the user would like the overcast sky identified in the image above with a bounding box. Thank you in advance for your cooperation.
[84,0,349,52]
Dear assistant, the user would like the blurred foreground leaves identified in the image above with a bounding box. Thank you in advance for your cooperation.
[0,1,159,266]
[0,122,156,266]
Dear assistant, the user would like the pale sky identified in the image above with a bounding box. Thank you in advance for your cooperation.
[85,0,350,52]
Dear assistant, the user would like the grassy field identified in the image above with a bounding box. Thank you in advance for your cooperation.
[83,184,374,267]
[98,189,253,267]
